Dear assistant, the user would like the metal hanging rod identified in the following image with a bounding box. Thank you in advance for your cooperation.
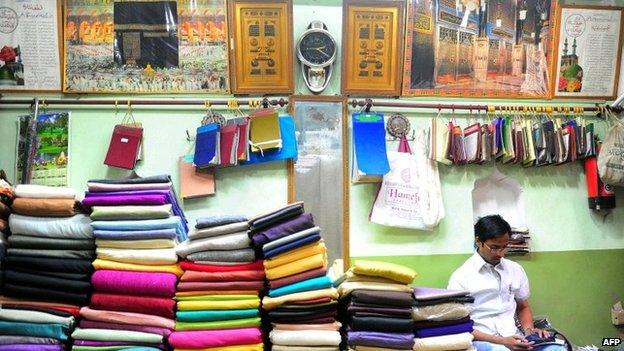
[0,97,288,108]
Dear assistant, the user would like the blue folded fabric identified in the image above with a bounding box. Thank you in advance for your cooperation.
[0,321,68,340]
[91,217,186,241]
[194,123,220,168]
[196,215,248,230]
[262,226,320,252]
[176,309,259,322]
[241,116,298,165]
[269,275,333,297]
[263,233,321,258]
[414,319,474,338]
[93,229,178,240]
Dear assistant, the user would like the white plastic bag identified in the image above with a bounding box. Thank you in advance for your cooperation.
[597,111,624,186]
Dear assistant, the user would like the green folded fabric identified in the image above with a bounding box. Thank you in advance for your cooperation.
[90,205,172,221]
[176,294,258,301]
[176,308,259,322]
[71,328,162,343]
[72,347,162,351]
[174,317,261,331]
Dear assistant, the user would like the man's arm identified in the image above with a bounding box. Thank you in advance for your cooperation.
[516,299,550,338]
[473,329,534,351]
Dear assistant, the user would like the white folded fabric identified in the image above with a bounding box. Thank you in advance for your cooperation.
[189,222,249,240]
[412,332,474,351]
[0,309,75,328]
[270,330,342,346]
[14,184,76,199]
[9,214,93,239]
[96,247,178,265]
[273,346,340,351]
[176,231,251,258]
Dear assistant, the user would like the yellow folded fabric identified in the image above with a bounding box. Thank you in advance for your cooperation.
[92,259,183,277]
[262,288,338,310]
[266,253,327,280]
[352,260,417,284]
[177,298,260,311]
[176,294,258,301]
[264,241,326,269]
[337,281,412,298]
[344,271,402,285]
[175,343,264,351]
[95,238,176,249]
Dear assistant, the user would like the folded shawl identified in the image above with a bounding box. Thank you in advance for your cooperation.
[262,288,338,310]
[264,234,321,259]
[0,321,68,340]
[414,319,474,338]
[177,281,264,292]
[87,182,173,192]
[95,238,176,249]
[351,290,414,308]
[264,241,326,269]
[338,282,412,298]
[266,253,327,281]
[0,345,62,351]
[262,226,321,251]
[3,282,89,305]
[269,275,333,297]
[4,269,91,293]
[88,175,172,184]
[7,248,94,259]
[180,269,265,282]
[177,299,260,311]
[411,303,471,321]
[270,267,327,289]
[175,317,261,331]
[79,320,172,337]
[180,260,263,273]
[351,315,414,332]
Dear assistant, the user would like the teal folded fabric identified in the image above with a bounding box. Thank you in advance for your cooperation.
[176,309,259,322]
[0,321,68,340]
[71,328,162,343]
[269,275,333,297]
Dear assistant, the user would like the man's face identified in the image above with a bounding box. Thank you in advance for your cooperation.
[477,233,510,265]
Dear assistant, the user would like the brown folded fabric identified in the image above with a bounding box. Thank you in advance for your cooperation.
[180,269,265,282]
[269,266,327,289]
[290,297,332,305]
[0,218,8,233]
[412,316,471,329]
[0,201,10,218]
[11,198,77,217]
[177,280,265,292]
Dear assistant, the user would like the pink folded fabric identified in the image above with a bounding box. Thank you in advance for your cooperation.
[176,281,264,292]
[79,319,173,336]
[79,307,175,330]
[91,270,177,297]
[168,328,262,348]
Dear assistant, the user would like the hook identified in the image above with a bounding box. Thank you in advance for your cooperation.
[437,104,442,113]
[261,98,269,109]
[364,99,373,113]
[186,129,194,142]
[114,100,119,114]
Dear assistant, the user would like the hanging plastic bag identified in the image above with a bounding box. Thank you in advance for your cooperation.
[597,110,624,186]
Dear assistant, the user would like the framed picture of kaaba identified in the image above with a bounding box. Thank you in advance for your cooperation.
[63,0,230,93]
[552,4,624,99]
[402,0,558,98]
[228,0,293,94]
[341,0,405,96]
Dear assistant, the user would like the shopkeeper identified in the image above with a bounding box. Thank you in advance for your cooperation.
[448,215,565,351]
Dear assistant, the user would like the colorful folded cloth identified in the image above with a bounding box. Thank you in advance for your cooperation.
[5,256,93,273]
[414,319,474,338]
[271,322,341,331]
[269,276,333,297]
[90,205,173,221]
[351,290,414,308]
[95,238,176,249]
[7,248,94,259]
[412,286,470,301]
[177,281,264,292]
[180,269,264,282]
[82,194,167,207]
[176,232,251,258]
[264,241,326,269]
[79,307,175,330]
[180,260,263,273]
[87,182,173,192]
[351,260,417,284]
[79,320,172,337]
[0,335,62,345]
[195,215,248,229]
[96,247,178,265]
[71,328,163,343]
[175,294,258,301]
[348,331,414,349]
[412,332,474,351]
[189,222,249,240]
[168,328,262,349]
[175,309,259,322]
[351,315,414,332]
[264,234,322,259]
[338,282,413,297]
[91,217,186,241]
[88,175,172,185]
[177,299,260,311]
[251,212,315,246]
[4,269,91,293]
[14,184,76,199]
[91,270,177,297]
[9,214,93,239]
[411,303,470,321]
[0,345,63,351]
[175,290,258,297]
[269,329,341,346]
[270,267,327,289]
[0,309,74,328]
[3,282,89,305]
[93,229,178,241]
[174,344,263,351]
[92,259,183,277]
[265,253,327,280]
[11,198,77,217]
[175,317,261,331]
[262,226,321,251]
[186,248,256,263]
[90,293,176,319]
[272,346,338,351]
[262,288,338,310]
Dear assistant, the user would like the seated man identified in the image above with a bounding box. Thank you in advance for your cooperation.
[448,215,565,351]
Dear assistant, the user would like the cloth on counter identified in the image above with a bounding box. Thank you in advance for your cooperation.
[0,321,68,340]
[270,267,327,289]
[351,290,414,308]
[351,315,414,332]
[411,303,471,321]
[96,238,176,249]
[264,241,326,270]
[412,332,474,351]
[9,214,93,239]
[412,316,471,328]
[175,317,261,331]
[91,217,186,241]
[263,226,321,251]
[186,248,255,263]
[4,269,91,293]
[87,182,173,192]
[262,288,338,310]
[82,194,167,208]
[271,322,341,331]
[248,202,304,233]
[180,260,263,273]
[266,253,327,281]
[3,282,89,305]
[96,247,178,265]
[7,248,94,259]
[177,281,263,292]
[338,282,413,297]
[11,198,77,217]
[413,286,470,301]
[176,232,251,258]
[90,293,176,318]
[92,259,183,277]
[348,331,414,349]
[79,307,175,330]
[14,184,76,199]
[177,298,260,311]
[269,275,332,297]
[0,308,74,327]
[195,215,248,229]
[264,234,322,259]
[189,222,248,241]
[79,320,172,337]
[90,205,173,221]
[72,328,163,343]
[175,344,263,351]
[351,260,416,285]
[91,270,177,297]
[270,329,341,346]
[88,174,172,185]
[414,319,474,338]
[168,328,263,349]
[176,309,258,322]
[5,256,93,274]
[251,212,315,246]
[8,234,95,250]
[94,229,178,241]
[180,269,264,282]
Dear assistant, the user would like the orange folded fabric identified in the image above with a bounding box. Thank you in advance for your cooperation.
[11,198,77,217]
[180,270,265,282]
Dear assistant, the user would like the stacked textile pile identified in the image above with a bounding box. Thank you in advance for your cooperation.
[72,175,187,351]
[508,228,531,255]
[0,177,14,290]
[251,202,342,351]
[170,215,264,351]
[412,286,475,351]
[338,260,417,351]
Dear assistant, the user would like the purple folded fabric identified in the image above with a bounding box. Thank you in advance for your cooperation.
[91,270,177,297]
[82,195,167,207]
[79,320,172,337]
[0,345,62,351]
[348,331,414,349]
[415,319,474,338]
[413,286,470,301]
[251,213,315,246]
[73,340,165,349]
[93,229,178,240]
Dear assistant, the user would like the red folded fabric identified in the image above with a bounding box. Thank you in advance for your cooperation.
[90,292,175,319]
[1,303,80,317]
[180,270,265,282]
[180,260,264,273]
[269,266,327,289]
[177,281,264,292]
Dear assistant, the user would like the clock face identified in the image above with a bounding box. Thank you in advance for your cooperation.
[299,31,336,65]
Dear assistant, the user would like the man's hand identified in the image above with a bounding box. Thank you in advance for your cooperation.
[533,328,551,338]
[499,335,535,351]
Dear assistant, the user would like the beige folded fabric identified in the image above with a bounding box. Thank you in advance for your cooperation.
[264,241,326,269]
[90,204,172,221]
[270,329,341,347]
[95,238,176,249]
[272,322,342,331]
[274,346,339,351]
[266,253,327,280]
[412,332,474,351]
[14,184,76,199]
[337,281,412,298]
[96,247,178,265]
[411,303,470,321]
[262,288,338,310]
[343,271,401,285]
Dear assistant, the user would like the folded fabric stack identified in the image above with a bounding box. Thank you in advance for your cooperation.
[412,286,475,351]
[250,202,342,351]
[72,175,188,351]
[338,260,417,351]
[508,228,530,255]
[170,214,264,351]
[0,179,14,291]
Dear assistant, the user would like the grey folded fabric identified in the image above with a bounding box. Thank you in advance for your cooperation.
[189,222,249,240]
[88,174,171,184]
[195,216,248,230]
[0,335,61,345]
[7,248,95,259]
[186,248,256,263]
[9,234,95,250]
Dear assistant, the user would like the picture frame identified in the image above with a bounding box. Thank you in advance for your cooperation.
[341,0,405,96]
[63,0,230,94]
[552,4,624,100]
[228,0,294,94]
[287,95,349,269]
[0,0,63,92]
[402,0,558,98]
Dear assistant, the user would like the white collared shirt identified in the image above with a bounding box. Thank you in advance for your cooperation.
[448,252,530,337]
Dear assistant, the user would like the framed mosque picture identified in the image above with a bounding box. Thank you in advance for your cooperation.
[552,5,624,99]
[402,0,558,98]
[63,0,230,93]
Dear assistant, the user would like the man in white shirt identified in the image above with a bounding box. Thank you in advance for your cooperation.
[448,215,564,351]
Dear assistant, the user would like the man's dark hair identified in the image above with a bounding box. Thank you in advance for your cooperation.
[474,215,511,242]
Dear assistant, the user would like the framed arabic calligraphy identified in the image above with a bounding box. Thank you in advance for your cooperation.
[341,0,405,96]
[228,0,293,94]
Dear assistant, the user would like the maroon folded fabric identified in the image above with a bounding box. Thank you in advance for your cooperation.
[90,292,175,319]
[180,260,264,273]
[180,270,265,282]
[79,319,172,336]
[269,267,327,289]
[177,281,265,292]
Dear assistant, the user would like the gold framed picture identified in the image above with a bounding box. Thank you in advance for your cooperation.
[341,0,405,96]
[552,4,624,99]
[228,0,293,94]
